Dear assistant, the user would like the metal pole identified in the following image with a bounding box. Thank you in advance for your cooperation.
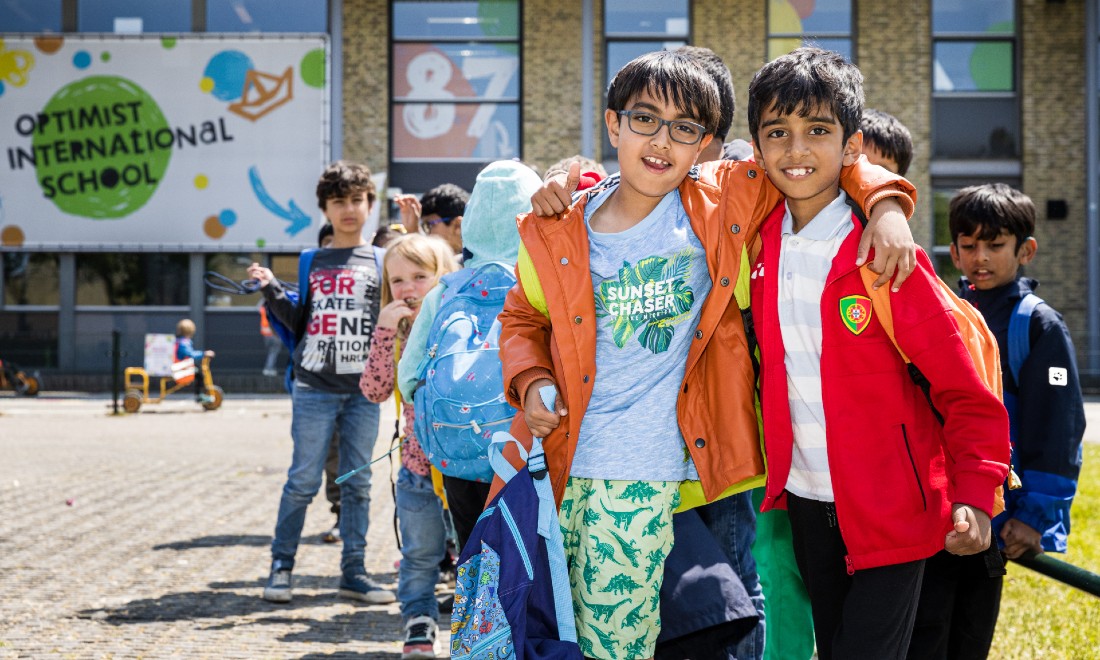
[111,330,121,415]
[1087,0,1099,375]
[1012,553,1100,598]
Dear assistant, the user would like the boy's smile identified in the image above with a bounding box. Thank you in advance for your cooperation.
[752,102,862,230]
[950,228,1036,290]
[603,90,712,224]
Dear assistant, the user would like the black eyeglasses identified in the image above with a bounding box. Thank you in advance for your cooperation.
[420,216,453,232]
[618,110,708,145]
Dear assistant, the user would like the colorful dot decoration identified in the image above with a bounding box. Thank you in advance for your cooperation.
[72,51,91,69]
[161,37,177,49]
[1,225,26,247]
[193,174,209,190]
[255,238,267,248]
[201,208,238,239]
[34,37,63,54]
[203,215,226,239]
[100,52,110,62]
[199,77,214,93]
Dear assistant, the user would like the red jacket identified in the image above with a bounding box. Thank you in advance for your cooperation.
[751,202,1010,571]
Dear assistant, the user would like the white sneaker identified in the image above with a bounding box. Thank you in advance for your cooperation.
[402,615,439,659]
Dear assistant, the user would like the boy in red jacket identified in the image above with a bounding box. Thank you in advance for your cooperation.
[746,47,1010,659]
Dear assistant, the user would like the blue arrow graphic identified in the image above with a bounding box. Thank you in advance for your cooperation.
[249,166,312,236]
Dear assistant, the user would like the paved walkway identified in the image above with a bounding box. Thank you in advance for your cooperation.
[2,392,1098,659]
[0,393,444,659]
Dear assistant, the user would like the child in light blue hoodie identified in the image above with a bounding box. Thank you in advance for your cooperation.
[398,159,543,552]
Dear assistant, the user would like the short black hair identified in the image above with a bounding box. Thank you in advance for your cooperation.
[747,47,864,145]
[607,49,721,135]
[676,46,734,141]
[317,222,334,247]
[316,160,376,210]
[861,109,913,176]
[949,183,1035,253]
[419,183,469,221]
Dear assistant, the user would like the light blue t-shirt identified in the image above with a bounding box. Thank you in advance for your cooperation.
[569,186,711,481]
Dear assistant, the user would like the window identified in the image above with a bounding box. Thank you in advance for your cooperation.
[931,0,1018,159]
[77,0,192,32]
[390,0,521,193]
[930,0,1018,276]
[0,311,59,367]
[75,253,189,306]
[206,0,328,33]
[602,0,689,165]
[0,0,62,32]
[767,0,852,62]
[3,253,59,306]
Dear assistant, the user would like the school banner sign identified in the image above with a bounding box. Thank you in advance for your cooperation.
[0,35,329,251]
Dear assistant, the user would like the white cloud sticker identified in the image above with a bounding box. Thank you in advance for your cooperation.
[1049,367,1068,386]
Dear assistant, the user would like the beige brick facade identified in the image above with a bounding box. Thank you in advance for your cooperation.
[1021,0,1087,338]
[522,0,585,172]
[341,0,389,175]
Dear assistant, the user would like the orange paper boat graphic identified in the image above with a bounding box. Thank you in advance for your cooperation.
[228,66,294,122]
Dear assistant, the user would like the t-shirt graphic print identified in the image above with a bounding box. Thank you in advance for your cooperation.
[594,248,697,355]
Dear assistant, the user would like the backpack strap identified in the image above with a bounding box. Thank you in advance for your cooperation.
[1008,293,1042,384]
[373,245,386,280]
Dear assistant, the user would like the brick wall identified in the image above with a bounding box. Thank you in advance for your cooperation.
[340,0,389,175]
[521,0,586,171]
[1021,0,1088,344]
[693,0,766,144]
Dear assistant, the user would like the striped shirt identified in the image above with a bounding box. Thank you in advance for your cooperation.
[778,192,853,502]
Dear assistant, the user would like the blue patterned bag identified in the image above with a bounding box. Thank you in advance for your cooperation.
[414,262,518,483]
[450,388,581,660]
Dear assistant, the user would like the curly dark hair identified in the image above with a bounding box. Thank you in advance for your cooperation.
[419,183,469,220]
[315,160,376,210]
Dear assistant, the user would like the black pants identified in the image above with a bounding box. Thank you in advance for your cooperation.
[787,493,925,660]
[442,475,492,552]
[907,549,1004,660]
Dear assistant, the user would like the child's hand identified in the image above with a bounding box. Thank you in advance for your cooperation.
[204,350,215,358]
[1000,518,1043,559]
[530,162,581,217]
[377,299,415,330]
[524,378,565,437]
[858,197,916,291]
[944,503,992,555]
[247,263,275,287]
[393,194,422,233]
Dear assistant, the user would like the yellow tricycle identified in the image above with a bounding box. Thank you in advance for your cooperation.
[123,355,224,412]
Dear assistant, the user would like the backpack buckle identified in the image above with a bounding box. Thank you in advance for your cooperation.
[528,452,548,479]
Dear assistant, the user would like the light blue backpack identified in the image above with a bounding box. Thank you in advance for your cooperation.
[413,261,518,483]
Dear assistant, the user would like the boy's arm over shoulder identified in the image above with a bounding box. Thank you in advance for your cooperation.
[499,234,556,411]
[397,283,444,401]
[890,250,1010,516]
[1011,305,1086,552]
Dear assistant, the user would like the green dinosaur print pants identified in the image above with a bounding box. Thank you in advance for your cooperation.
[558,477,679,660]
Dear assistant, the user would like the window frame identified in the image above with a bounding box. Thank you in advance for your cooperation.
[765,0,855,63]
[388,0,524,195]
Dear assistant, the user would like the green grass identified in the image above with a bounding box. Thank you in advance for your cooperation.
[989,443,1100,658]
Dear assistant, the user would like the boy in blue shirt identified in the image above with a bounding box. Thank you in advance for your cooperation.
[907,183,1086,659]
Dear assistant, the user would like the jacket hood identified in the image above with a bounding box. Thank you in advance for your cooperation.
[461,160,543,267]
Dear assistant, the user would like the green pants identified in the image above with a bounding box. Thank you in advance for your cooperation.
[751,488,815,660]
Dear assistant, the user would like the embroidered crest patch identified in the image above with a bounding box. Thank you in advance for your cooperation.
[839,295,872,335]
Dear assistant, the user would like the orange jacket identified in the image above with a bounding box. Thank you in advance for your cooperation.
[497,156,916,505]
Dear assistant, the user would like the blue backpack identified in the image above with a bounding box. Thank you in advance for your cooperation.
[450,387,582,660]
[413,261,518,483]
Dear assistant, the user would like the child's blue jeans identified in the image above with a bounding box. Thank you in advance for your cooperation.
[271,383,380,576]
[395,466,447,622]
